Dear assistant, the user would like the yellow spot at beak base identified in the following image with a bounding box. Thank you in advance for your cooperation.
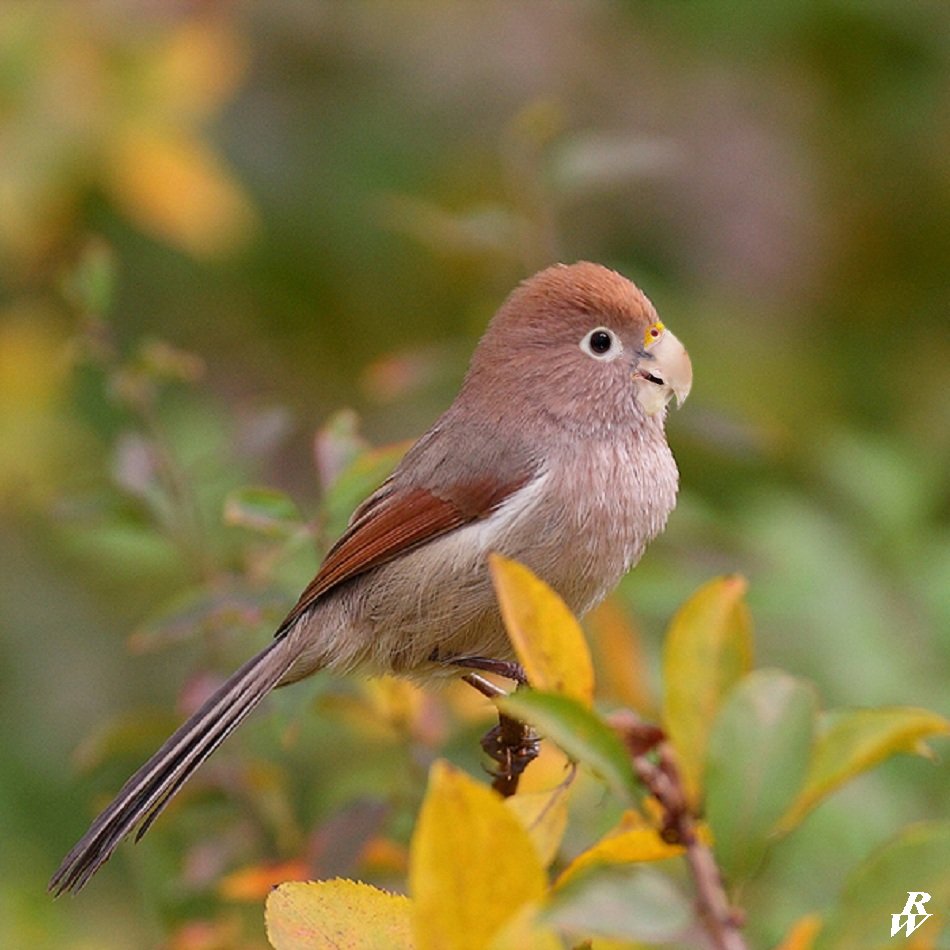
[634,324,692,415]
[644,321,666,348]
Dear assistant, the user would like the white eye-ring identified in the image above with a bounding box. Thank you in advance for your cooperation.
[579,327,623,361]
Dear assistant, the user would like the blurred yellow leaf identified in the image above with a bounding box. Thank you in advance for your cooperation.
[318,693,396,742]
[219,860,309,901]
[587,597,653,713]
[555,829,685,890]
[776,707,950,835]
[106,126,256,257]
[489,553,594,706]
[443,676,501,723]
[359,836,409,876]
[505,783,572,867]
[150,19,248,121]
[0,314,66,408]
[169,915,246,950]
[0,7,253,265]
[265,879,413,950]
[515,736,574,794]
[409,760,546,950]
[588,940,648,950]
[318,676,439,744]
[774,914,822,950]
[0,313,77,501]
[362,676,429,737]
[489,903,562,950]
[554,809,699,890]
[661,575,753,805]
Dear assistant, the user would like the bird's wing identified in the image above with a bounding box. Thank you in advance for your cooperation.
[277,464,538,633]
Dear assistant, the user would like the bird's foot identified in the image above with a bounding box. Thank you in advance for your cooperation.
[479,712,540,797]
[439,652,528,685]
[432,652,537,797]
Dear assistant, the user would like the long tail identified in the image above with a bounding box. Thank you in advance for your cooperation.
[49,637,298,895]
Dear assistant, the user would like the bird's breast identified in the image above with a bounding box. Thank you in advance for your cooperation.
[532,431,680,616]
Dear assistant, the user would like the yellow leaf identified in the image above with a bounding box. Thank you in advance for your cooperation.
[318,677,438,745]
[362,676,430,738]
[661,575,753,805]
[505,783,572,867]
[587,597,653,713]
[410,760,547,950]
[776,707,950,835]
[773,914,822,950]
[489,903,563,950]
[106,126,256,258]
[151,20,248,120]
[489,553,594,706]
[515,736,575,795]
[0,311,78,502]
[554,815,687,891]
[265,879,413,950]
[318,693,399,742]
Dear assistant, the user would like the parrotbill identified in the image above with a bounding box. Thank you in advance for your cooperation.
[50,261,692,894]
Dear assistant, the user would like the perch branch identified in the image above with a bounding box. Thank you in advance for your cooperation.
[609,710,748,950]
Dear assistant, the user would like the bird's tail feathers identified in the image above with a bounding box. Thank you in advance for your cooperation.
[49,637,297,895]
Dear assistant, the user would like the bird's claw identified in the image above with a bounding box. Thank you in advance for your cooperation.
[481,713,540,797]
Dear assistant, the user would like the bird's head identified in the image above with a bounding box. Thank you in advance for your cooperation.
[467,261,692,430]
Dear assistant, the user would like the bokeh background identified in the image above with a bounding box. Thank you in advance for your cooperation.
[1,2,947,947]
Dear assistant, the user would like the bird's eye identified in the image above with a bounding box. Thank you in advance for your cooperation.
[580,327,622,360]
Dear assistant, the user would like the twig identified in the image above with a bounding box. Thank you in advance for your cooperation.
[609,710,748,950]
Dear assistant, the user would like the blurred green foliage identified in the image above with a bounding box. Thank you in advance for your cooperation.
[0,2,947,948]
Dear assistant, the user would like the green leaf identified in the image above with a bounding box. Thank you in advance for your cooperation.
[544,865,693,943]
[777,706,950,835]
[661,575,753,805]
[62,237,117,315]
[498,691,638,804]
[505,786,571,869]
[705,669,817,881]
[265,879,414,949]
[814,820,950,950]
[224,486,303,536]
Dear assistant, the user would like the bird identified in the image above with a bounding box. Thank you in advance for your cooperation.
[50,260,692,894]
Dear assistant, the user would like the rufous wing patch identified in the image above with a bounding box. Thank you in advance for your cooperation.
[277,473,534,633]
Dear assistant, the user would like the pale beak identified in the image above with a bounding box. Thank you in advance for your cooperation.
[633,326,693,416]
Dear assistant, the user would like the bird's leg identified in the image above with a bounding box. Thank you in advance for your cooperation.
[441,653,539,798]
[450,654,529,685]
